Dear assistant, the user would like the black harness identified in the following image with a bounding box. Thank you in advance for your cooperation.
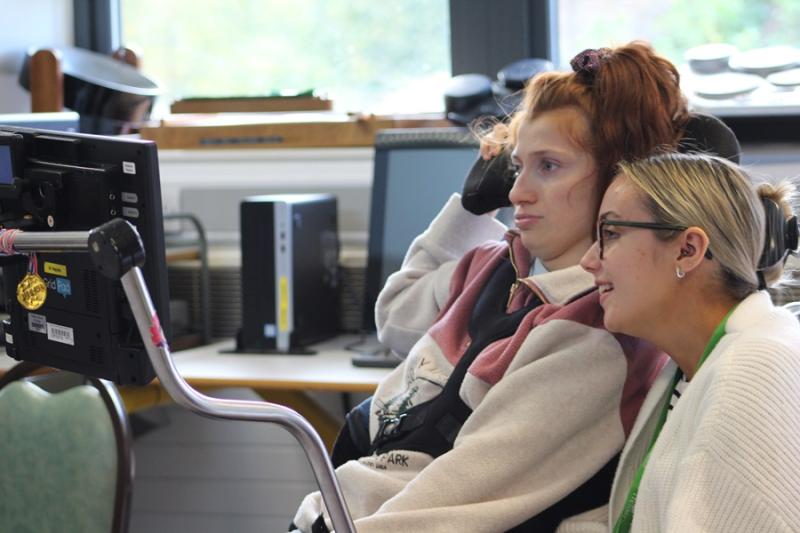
[370,258,540,457]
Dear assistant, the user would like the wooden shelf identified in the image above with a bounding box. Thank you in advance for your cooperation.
[139,112,451,149]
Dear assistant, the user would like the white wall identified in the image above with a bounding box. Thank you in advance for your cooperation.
[0,0,74,113]
[158,147,375,249]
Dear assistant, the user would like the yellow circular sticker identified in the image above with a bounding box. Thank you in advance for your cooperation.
[17,272,48,311]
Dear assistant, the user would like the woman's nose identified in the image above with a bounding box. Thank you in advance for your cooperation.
[508,171,536,205]
[580,241,601,273]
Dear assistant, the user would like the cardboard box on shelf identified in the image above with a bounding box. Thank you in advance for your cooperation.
[170,94,333,114]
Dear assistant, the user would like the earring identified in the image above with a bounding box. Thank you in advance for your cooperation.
[676,266,685,279]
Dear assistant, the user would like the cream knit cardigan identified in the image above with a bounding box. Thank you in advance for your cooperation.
[606,291,800,532]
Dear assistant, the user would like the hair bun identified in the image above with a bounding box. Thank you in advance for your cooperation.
[569,48,611,83]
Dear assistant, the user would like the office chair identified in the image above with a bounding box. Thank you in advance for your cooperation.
[678,112,741,163]
[0,362,133,533]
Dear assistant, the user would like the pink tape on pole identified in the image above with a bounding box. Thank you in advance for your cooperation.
[149,313,167,348]
[0,229,20,255]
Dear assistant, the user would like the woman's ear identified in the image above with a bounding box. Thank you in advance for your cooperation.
[676,226,710,273]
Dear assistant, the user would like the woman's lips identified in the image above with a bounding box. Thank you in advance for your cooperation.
[514,214,543,230]
[597,282,614,304]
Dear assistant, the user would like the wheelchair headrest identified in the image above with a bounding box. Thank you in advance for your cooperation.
[678,112,741,164]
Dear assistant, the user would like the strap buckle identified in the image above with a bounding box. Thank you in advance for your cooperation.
[374,412,407,443]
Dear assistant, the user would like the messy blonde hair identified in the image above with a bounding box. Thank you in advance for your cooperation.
[620,153,797,300]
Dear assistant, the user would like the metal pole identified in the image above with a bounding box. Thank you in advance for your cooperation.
[120,266,355,533]
[7,231,89,252]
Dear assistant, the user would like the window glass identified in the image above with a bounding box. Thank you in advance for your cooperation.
[557,0,800,112]
[558,0,800,62]
[121,0,451,114]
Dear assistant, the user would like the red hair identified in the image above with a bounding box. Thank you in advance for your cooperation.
[482,41,689,203]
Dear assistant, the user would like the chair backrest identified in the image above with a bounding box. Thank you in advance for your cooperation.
[0,363,133,533]
[678,112,741,164]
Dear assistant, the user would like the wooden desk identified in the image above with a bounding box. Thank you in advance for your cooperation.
[0,335,394,449]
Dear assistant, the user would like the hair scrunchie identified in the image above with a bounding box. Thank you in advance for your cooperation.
[570,48,611,84]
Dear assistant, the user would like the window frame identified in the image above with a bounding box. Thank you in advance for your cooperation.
[73,0,121,54]
[73,0,559,75]
[449,0,558,76]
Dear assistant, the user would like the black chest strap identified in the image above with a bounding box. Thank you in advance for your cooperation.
[371,259,541,457]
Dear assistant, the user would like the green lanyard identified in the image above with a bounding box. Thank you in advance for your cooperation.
[612,306,736,533]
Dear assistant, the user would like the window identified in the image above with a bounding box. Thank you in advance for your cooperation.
[111,2,800,119]
[558,0,800,64]
[557,1,800,114]
[120,0,451,114]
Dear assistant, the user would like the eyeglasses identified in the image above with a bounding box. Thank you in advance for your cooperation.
[597,219,713,260]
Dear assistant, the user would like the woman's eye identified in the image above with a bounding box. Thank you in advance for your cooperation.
[601,228,619,241]
[541,160,559,172]
[510,164,521,178]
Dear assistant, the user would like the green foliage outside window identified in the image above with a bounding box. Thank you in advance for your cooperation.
[121,0,451,113]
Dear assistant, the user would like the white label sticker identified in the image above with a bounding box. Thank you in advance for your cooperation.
[5,332,12,345]
[28,313,47,334]
[122,206,140,218]
[122,161,136,174]
[121,191,138,203]
[47,323,75,346]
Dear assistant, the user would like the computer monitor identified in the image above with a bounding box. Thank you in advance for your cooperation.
[0,126,170,384]
[362,128,481,331]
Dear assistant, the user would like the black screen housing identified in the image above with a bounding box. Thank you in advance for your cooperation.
[362,128,481,331]
[0,126,170,385]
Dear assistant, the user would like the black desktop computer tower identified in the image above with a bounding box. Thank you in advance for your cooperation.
[237,194,340,353]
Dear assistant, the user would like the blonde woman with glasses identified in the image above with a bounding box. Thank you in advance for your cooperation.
[581,153,800,532]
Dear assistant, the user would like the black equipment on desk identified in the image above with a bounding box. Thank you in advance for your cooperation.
[0,126,171,384]
[363,129,482,332]
[237,194,339,353]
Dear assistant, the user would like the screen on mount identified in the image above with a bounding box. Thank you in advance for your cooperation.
[363,129,481,331]
[0,126,170,385]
